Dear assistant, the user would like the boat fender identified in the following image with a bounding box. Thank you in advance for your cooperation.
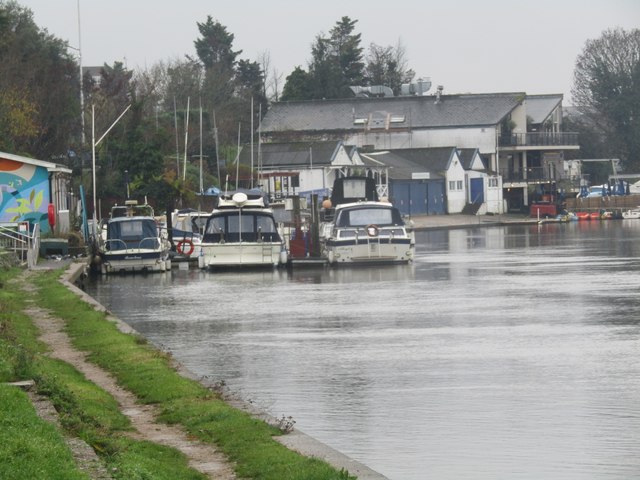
[198,247,205,269]
[176,238,195,256]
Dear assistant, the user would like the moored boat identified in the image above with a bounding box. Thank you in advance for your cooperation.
[171,208,208,257]
[198,190,286,269]
[99,200,171,274]
[622,207,640,219]
[320,177,414,265]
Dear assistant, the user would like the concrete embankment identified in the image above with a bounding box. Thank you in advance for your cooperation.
[59,262,389,480]
[409,212,537,231]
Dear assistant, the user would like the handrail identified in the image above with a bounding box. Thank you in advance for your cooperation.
[104,237,161,251]
[0,222,39,268]
[499,131,579,147]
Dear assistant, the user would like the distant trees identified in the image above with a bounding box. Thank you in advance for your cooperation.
[281,16,415,101]
[0,5,424,211]
[0,0,80,158]
[571,27,640,172]
[364,41,415,95]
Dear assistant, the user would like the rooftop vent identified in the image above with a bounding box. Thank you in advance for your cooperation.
[350,85,394,98]
[400,77,432,96]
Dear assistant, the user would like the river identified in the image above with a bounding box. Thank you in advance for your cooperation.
[85,220,640,480]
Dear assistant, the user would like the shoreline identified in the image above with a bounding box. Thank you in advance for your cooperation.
[60,262,390,480]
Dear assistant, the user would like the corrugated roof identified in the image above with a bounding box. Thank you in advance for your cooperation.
[237,141,340,168]
[261,93,525,133]
[526,94,562,124]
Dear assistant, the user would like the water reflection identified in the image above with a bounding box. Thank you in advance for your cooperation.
[86,221,640,480]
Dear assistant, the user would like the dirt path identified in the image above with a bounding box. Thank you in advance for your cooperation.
[18,271,236,480]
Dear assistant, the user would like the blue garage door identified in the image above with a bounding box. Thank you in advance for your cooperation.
[391,182,411,215]
[426,181,445,214]
[390,180,445,215]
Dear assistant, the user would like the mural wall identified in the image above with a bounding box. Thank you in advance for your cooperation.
[0,158,51,233]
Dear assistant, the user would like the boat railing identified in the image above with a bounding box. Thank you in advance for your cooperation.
[104,237,161,251]
[202,231,282,244]
[335,225,407,239]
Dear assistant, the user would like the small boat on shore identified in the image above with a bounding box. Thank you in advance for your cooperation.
[320,177,414,265]
[99,200,171,274]
[622,207,640,219]
[198,190,286,269]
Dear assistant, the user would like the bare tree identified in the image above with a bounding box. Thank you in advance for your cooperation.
[572,27,640,171]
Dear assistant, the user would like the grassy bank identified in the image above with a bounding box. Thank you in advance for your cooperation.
[1,266,355,480]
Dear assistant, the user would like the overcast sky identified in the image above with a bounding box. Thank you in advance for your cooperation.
[17,0,640,105]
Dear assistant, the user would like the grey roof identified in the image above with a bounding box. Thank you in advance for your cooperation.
[361,147,457,180]
[457,148,483,170]
[237,141,340,168]
[261,93,525,134]
[526,94,563,124]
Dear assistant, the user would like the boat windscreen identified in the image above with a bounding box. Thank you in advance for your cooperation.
[108,219,157,241]
[339,208,402,227]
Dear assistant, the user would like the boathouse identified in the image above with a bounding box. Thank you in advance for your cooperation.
[259,90,579,214]
[0,151,71,234]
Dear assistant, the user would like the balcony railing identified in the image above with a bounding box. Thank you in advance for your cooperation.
[499,167,566,183]
[499,132,579,147]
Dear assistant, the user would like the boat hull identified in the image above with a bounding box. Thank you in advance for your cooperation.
[199,242,284,269]
[324,238,414,265]
[101,249,169,273]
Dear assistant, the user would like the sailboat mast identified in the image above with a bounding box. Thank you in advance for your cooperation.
[199,98,203,194]
[250,97,254,189]
[173,97,179,174]
[183,96,190,181]
[212,109,221,185]
[236,123,241,190]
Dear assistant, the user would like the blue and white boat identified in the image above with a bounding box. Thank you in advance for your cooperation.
[99,200,171,274]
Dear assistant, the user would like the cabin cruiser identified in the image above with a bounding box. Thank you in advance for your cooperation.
[170,208,208,256]
[320,177,414,265]
[98,200,171,274]
[198,190,286,269]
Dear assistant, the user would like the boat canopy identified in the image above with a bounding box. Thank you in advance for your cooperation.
[107,218,158,248]
[203,211,281,243]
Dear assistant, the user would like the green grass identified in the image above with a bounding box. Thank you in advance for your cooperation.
[0,384,90,480]
[0,268,209,480]
[33,270,356,480]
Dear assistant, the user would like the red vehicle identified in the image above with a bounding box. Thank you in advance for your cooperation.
[530,203,558,218]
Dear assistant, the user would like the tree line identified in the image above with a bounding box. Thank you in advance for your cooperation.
[1,0,639,208]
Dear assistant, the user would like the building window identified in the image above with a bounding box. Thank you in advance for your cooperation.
[488,177,499,188]
[449,181,456,191]
[456,180,463,190]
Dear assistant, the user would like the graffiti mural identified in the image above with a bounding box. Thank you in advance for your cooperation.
[0,158,50,233]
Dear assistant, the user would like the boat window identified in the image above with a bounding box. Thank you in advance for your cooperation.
[228,214,253,233]
[256,214,277,233]
[343,208,394,226]
[206,216,225,234]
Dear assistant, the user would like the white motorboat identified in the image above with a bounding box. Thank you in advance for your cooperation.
[99,200,171,274]
[170,208,208,256]
[622,207,640,219]
[198,190,286,269]
[320,177,415,265]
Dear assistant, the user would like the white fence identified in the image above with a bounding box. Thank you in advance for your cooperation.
[0,222,40,269]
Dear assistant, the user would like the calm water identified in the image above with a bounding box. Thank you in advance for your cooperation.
[86,221,640,480]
